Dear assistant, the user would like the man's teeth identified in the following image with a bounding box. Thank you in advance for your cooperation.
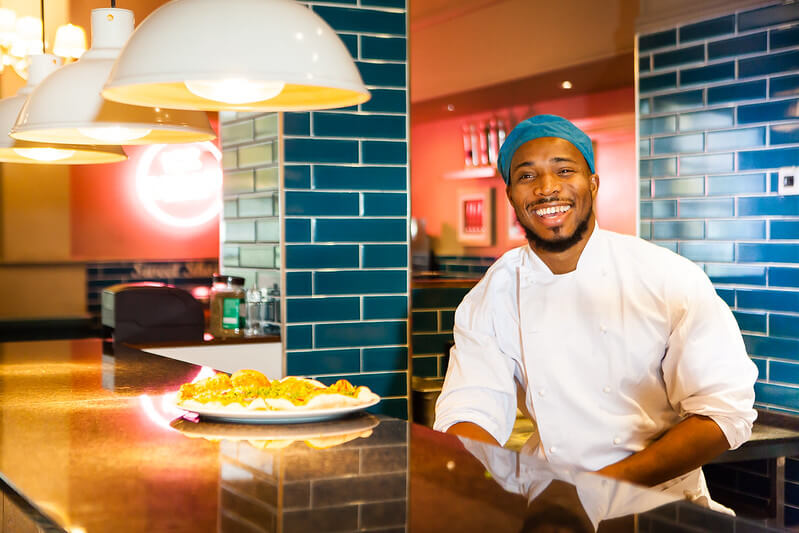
[535,205,571,216]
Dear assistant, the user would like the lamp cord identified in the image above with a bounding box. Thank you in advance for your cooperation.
[111,0,116,7]
[40,0,45,53]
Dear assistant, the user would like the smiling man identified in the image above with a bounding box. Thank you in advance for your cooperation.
[433,115,758,497]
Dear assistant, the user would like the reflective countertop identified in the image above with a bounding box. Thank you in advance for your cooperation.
[0,339,788,532]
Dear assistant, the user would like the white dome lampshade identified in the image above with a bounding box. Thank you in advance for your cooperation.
[0,54,126,164]
[101,0,370,111]
[10,8,215,146]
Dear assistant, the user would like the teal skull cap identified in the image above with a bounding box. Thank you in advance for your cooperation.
[498,114,595,184]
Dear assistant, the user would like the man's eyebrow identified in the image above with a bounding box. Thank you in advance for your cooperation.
[552,156,578,164]
[512,160,536,173]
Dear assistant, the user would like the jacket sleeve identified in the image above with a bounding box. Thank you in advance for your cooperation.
[661,264,758,450]
[433,276,518,445]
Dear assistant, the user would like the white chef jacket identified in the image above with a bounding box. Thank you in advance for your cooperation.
[434,226,758,475]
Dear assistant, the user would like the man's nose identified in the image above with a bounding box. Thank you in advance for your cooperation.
[534,172,560,196]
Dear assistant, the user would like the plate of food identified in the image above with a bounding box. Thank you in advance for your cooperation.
[170,412,380,449]
[173,369,381,424]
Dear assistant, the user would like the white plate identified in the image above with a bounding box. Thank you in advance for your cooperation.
[173,395,381,424]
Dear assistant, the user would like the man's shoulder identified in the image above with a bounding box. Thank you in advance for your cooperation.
[601,229,702,273]
[482,246,526,282]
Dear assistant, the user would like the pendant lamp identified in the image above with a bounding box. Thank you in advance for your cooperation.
[101,0,370,111]
[0,54,125,164]
[10,8,215,145]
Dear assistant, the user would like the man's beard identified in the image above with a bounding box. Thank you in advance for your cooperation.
[519,205,592,253]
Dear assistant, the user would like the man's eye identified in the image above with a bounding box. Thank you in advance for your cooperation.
[518,173,535,181]
[558,168,575,176]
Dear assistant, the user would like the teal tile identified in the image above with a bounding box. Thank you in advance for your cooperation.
[771,74,799,98]
[678,242,734,262]
[223,200,237,218]
[639,29,676,52]
[738,99,799,124]
[771,25,799,50]
[707,128,765,151]
[221,121,253,147]
[412,287,470,308]
[707,173,766,195]
[771,220,799,239]
[738,243,799,263]
[706,220,766,240]
[412,311,438,332]
[313,113,406,139]
[363,193,407,216]
[706,264,766,285]
[653,133,703,154]
[640,222,652,239]
[708,32,766,59]
[282,113,308,136]
[770,267,799,288]
[356,61,406,87]
[678,198,733,218]
[707,80,767,105]
[653,220,704,239]
[640,98,651,115]
[361,36,406,60]
[640,56,651,73]
[738,289,799,313]
[361,89,407,113]
[653,177,704,197]
[654,45,704,69]
[653,90,703,113]
[315,219,406,243]
[755,383,799,410]
[733,310,767,333]
[738,4,799,31]
[368,397,408,419]
[313,5,405,35]
[639,72,677,93]
[285,191,359,216]
[680,16,734,42]
[640,116,676,135]
[654,241,678,252]
[285,218,310,243]
[771,123,799,145]
[255,167,279,191]
[639,139,650,156]
[440,310,455,332]
[315,270,407,295]
[412,356,439,378]
[680,62,734,86]
[679,109,734,131]
[314,165,407,191]
[739,195,799,216]
[315,321,407,348]
[285,245,359,269]
[222,245,239,267]
[412,333,453,355]
[362,141,407,164]
[362,244,408,267]
[285,165,311,189]
[284,139,359,163]
[364,296,408,319]
[287,297,360,323]
[679,153,733,175]
[641,157,677,177]
[771,314,799,339]
[640,179,652,198]
[286,349,360,376]
[362,347,408,372]
[286,325,312,350]
[238,142,274,167]
[740,50,799,78]
[286,272,312,296]
[224,169,254,195]
[739,148,799,171]
[641,200,677,218]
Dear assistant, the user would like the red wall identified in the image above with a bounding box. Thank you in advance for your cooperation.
[410,87,637,258]
[69,117,220,261]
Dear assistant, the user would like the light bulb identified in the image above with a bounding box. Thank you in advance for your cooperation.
[184,79,285,105]
[77,127,152,143]
[13,147,75,162]
[54,24,87,59]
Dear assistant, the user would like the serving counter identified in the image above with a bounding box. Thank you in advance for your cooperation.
[0,339,793,532]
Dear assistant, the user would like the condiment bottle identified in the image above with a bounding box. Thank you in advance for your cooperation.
[209,274,246,338]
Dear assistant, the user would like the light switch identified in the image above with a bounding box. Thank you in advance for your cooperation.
[778,167,799,196]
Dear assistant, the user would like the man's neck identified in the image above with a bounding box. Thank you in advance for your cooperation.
[529,220,596,275]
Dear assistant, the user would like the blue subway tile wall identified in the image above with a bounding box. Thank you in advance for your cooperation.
[283,1,409,418]
[410,284,475,378]
[638,1,799,415]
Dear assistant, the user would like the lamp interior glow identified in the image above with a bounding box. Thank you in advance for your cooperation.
[184,79,286,105]
[77,126,153,143]
[13,147,76,161]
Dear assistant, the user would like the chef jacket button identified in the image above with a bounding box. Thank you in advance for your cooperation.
[600,325,607,334]
[613,437,621,445]
[549,446,557,453]
[538,389,546,397]
[603,386,611,393]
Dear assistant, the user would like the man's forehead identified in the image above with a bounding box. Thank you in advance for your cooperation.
[511,137,584,162]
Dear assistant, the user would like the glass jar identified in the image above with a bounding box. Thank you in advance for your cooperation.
[209,274,246,338]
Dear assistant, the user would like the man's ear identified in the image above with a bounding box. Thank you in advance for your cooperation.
[590,174,599,196]
[505,182,513,202]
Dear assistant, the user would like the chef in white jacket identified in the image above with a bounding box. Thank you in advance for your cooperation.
[434,114,758,494]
